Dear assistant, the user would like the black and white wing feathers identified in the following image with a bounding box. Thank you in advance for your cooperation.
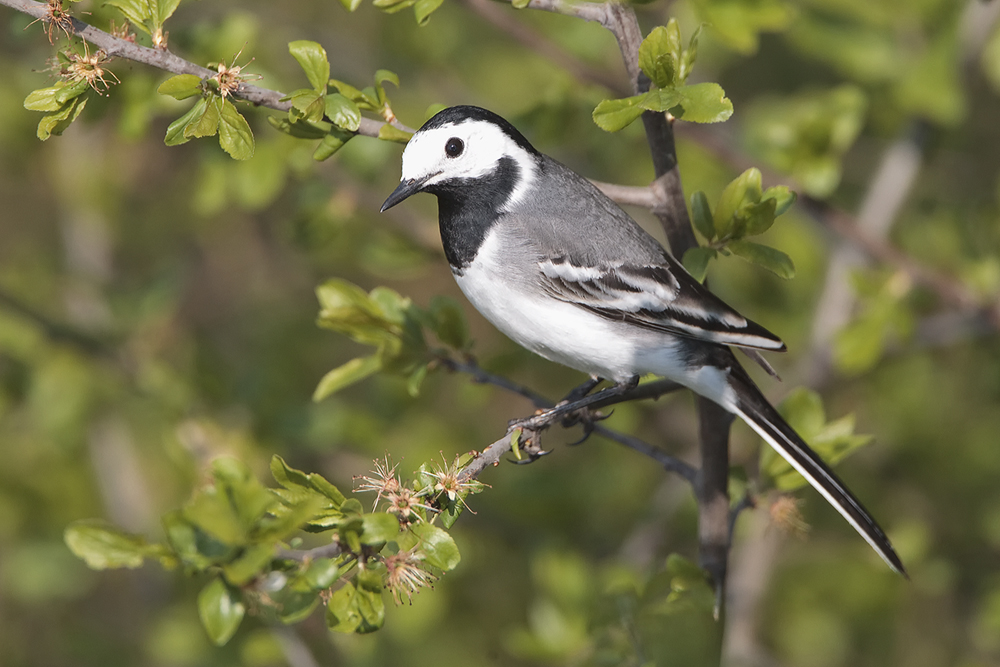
[538,255,787,352]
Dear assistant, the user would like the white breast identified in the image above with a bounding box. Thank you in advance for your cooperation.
[453,230,649,382]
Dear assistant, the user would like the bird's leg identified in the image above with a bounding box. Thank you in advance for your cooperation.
[556,376,603,406]
[511,375,640,433]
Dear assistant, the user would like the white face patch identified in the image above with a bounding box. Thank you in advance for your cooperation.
[399,119,537,210]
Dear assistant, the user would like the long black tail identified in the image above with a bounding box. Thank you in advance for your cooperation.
[725,366,907,576]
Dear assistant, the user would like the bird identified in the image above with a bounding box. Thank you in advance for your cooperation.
[380,104,905,575]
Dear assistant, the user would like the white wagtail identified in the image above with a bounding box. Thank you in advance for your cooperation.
[381,105,905,575]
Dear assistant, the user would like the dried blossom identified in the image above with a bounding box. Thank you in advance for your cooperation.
[384,550,436,605]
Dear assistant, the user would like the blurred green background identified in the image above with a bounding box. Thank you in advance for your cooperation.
[2,0,1000,664]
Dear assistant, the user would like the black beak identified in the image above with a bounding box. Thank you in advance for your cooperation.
[380,175,433,212]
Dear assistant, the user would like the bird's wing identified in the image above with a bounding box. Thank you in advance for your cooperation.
[537,255,786,351]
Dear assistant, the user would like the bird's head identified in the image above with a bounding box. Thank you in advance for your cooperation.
[381,105,540,212]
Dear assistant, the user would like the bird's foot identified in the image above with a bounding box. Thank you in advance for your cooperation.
[507,426,551,464]
[562,407,614,445]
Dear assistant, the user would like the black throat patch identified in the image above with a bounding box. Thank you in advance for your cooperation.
[426,155,524,270]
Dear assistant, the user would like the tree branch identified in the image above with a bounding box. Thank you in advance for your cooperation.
[0,0,396,138]
[442,357,696,482]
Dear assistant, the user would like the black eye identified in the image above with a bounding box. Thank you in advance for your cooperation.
[445,137,464,158]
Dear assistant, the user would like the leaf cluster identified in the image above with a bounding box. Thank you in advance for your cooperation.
[269,41,410,161]
[683,167,797,281]
[313,279,470,400]
[65,454,471,644]
[159,74,255,160]
[23,76,90,141]
[593,20,733,132]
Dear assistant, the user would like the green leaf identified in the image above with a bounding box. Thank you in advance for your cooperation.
[222,543,275,585]
[162,511,231,570]
[373,0,416,14]
[198,577,245,646]
[288,40,331,92]
[24,86,66,113]
[270,454,313,491]
[324,93,361,131]
[36,96,87,141]
[184,96,221,139]
[638,25,679,89]
[105,0,152,30]
[727,240,795,279]
[592,96,646,132]
[64,519,152,569]
[714,168,762,238]
[313,130,353,160]
[326,581,362,632]
[308,473,347,506]
[158,74,203,100]
[410,522,460,571]
[269,454,346,507]
[54,78,90,105]
[274,589,321,624]
[218,99,255,160]
[673,83,733,123]
[682,247,716,283]
[762,185,796,216]
[740,198,777,237]
[639,88,684,113]
[153,0,182,27]
[690,191,715,241]
[511,0,529,7]
[414,0,444,25]
[339,0,364,11]
[360,513,400,545]
[377,123,412,144]
[328,79,371,107]
[24,79,88,112]
[286,88,326,122]
[680,24,703,83]
[313,355,383,401]
[165,98,207,146]
[302,558,342,589]
[354,570,385,632]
